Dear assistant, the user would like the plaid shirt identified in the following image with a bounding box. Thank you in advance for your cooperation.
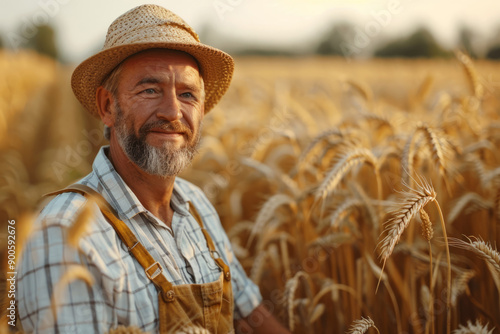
[17,146,262,333]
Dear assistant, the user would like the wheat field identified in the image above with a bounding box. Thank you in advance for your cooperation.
[1,50,499,333]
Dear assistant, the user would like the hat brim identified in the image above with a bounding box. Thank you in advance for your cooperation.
[71,42,234,117]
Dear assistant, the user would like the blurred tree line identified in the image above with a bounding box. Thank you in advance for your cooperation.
[315,23,500,59]
[0,23,59,60]
[1,20,500,60]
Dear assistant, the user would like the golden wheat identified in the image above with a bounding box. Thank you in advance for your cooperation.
[3,51,500,333]
[346,316,379,334]
[453,320,495,334]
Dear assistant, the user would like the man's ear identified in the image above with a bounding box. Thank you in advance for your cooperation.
[96,86,115,127]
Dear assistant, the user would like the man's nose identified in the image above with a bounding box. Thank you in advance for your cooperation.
[156,89,182,121]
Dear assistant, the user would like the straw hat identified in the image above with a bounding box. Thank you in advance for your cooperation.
[71,4,234,117]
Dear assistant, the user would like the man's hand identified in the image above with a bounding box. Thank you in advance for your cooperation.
[234,303,291,334]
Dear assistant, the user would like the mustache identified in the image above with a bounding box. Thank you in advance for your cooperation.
[140,120,193,137]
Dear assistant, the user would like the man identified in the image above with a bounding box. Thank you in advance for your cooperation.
[17,5,289,334]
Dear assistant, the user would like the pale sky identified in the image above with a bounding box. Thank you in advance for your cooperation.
[1,0,500,62]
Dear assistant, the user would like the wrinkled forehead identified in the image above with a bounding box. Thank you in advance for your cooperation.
[121,49,201,76]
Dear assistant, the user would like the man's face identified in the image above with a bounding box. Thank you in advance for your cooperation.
[109,49,204,177]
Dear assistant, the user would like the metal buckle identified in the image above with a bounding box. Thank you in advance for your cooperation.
[211,250,220,259]
[145,262,163,280]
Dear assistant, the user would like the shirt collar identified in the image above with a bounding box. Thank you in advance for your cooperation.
[91,146,190,221]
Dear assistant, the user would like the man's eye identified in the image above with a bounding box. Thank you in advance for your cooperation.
[180,92,194,98]
[142,88,156,94]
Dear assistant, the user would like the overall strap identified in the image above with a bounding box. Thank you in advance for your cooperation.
[45,184,176,302]
[187,203,231,282]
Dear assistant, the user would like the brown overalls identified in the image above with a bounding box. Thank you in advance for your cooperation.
[49,184,234,333]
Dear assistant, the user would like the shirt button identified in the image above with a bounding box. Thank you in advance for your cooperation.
[225,271,231,281]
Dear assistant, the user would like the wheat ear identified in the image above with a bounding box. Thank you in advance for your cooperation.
[67,201,94,248]
[284,273,301,331]
[417,124,453,180]
[247,194,295,247]
[315,148,378,202]
[453,320,494,334]
[325,198,363,230]
[451,270,475,306]
[309,232,354,250]
[297,128,346,170]
[413,75,434,106]
[346,80,373,102]
[495,181,500,225]
[346,316,380,334]
[107,325,149,334]
[50,265,95,323]
[401,124,453,188]
[376,174,451,333]
[377,177,436,267]
[456,50,484,100]
[448,192,492,224]
[284,271,312,331]
[448,237,500,274]
[401,128,420,187]
[420,208,434,333]
[249,249,268,284]
[420,209,434,241]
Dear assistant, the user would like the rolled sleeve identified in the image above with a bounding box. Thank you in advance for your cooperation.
[229,253,263,319]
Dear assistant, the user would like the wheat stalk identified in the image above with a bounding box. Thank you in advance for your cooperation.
[495,182,500,225]
[249,249,268,284]
[376,174,452,334]
[420,284,431,319]
[227,221,254,239]
[463,139,496,156]
[309,303,325,324]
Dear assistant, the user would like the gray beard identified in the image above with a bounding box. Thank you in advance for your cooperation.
[114,103,201,177]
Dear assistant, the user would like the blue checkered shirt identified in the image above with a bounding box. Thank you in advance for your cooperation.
[17,146,262,333]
